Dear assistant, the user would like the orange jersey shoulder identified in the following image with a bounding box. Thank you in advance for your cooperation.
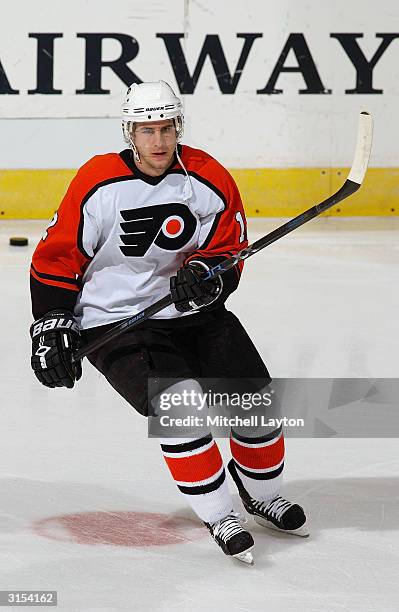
[180,145,237,203]
[66,152,133,203]
[31,152,133,293]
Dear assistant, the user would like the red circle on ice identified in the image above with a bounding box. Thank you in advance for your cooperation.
[33,511,205,547]
[165,218,182,235]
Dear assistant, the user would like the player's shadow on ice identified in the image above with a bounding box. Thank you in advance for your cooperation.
[231,475,399,545]
[236,474,397,530]
[222,474,399,561]
[281,476,399,532]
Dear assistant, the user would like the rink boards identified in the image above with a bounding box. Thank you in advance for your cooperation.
[0,167,397,219]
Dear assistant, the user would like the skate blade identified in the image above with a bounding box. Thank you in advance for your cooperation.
[254,516,309,538]
[233,548,254,565]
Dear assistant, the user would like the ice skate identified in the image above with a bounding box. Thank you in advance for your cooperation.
[228,460,309,537]
[204,512,255,564]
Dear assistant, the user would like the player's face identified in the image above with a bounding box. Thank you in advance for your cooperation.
[133,119,177,176]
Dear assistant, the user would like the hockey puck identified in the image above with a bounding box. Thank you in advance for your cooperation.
[9,236,29,246]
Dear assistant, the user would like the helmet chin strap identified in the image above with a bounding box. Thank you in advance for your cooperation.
[175,145,193,201]
[128,135,141,163]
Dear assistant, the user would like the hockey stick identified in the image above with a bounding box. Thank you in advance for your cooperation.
[72,111,373,363]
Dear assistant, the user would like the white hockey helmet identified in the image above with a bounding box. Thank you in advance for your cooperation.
[121,80,184,149]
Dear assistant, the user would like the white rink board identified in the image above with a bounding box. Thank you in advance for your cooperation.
[0,0,398,167]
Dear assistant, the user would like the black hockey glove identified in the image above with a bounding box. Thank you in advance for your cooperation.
[30,310,82,389]
[170,261,222,313]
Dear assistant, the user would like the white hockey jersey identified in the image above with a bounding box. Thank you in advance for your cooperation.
[30,145,248,329]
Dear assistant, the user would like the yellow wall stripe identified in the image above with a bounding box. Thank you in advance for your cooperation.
[0,167,397,219]
[230,168,398,217]
[0,169,76,220]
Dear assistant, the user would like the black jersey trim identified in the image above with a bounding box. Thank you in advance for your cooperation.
[119,148,228,207]
[30,275,78,319]
[119,148,179,184]
[30,263,81,287]
[177,469,226,495]
[198,210,223,250]
[188,173,227,209]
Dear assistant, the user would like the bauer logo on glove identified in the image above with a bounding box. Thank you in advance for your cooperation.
[31,315,80,338]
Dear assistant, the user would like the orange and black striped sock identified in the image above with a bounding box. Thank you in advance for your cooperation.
[160,433,233,523]
[229,426,285,501]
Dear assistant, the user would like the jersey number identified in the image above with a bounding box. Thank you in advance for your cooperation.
[42,212,58,241]
[235,211,246,243]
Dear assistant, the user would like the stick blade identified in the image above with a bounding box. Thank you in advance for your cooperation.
[347,111,373,185]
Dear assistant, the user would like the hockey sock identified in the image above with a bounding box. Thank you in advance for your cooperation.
[160,434,234,523]
[229,426,285,502]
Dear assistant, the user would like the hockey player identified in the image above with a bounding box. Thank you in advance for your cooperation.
[29,80,307,564]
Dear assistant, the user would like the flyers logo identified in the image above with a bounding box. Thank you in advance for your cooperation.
[119,203,197,257]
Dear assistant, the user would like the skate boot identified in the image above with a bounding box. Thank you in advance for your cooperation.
[228,460,309,537]
[204,512,254,564]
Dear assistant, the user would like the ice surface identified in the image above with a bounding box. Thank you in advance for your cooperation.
[0,218,398,611]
